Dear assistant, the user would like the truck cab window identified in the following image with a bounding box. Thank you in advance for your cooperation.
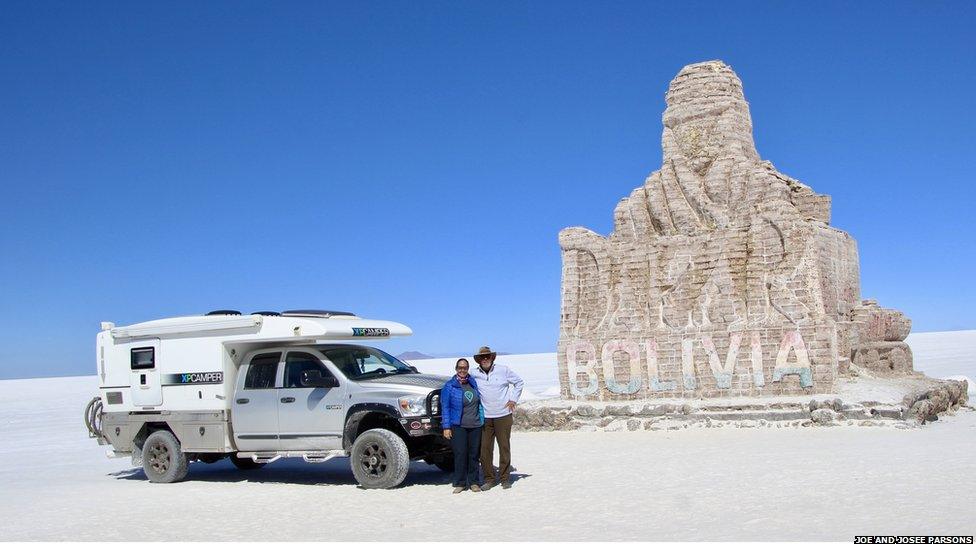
[319,346,414,380]
[284,352,335,388]
[244,352,281,390]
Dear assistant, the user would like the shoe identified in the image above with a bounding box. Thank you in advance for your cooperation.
[453,486,466,494]
[480,482,495,491]
[501,481,513,489]
[469,484,482,493]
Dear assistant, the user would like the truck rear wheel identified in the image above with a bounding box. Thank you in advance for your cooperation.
[143,430,189,483]
[350,428,409,489]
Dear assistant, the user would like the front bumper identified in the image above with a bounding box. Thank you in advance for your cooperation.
[398,415,443,437]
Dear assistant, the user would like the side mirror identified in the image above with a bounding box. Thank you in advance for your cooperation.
[301,370,339,388]
[408,366,419,373]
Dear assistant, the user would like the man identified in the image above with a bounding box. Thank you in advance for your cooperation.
[470,345,523,490]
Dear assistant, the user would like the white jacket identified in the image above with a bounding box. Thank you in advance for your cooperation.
[470,363,524,419]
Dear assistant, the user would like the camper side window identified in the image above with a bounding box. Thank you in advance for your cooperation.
[244,353,281,390]
[131,348,155,370]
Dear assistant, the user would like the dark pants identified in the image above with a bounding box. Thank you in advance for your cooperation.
[481,413,513,484]
[450,426,482,487]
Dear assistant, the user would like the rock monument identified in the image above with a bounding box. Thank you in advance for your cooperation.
[558,60,913,400]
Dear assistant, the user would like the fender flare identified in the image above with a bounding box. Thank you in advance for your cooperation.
[343,403,407,450]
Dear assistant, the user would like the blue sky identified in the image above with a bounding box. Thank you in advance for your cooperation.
[1,1,974,378]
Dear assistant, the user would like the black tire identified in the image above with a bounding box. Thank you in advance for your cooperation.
[143,430,189,483]
[230,455,266,470]
[350,428,410,489]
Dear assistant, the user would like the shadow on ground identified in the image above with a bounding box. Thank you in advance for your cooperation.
[110,459,531,488]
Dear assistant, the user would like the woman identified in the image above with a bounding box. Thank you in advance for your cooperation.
[440,358,484,493]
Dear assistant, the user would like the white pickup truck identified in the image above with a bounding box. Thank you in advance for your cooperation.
[84,310,453,488]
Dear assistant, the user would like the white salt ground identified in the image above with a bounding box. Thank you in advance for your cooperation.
[906,330,976,396]
[0,375,974,541]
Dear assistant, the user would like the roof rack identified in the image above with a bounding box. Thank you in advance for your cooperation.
[251,311,281,316]
[206,310,241,316]
[281,309,356,318]
[107,312,409,340]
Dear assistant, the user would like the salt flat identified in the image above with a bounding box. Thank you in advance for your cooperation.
[0,380,973,541]
[0,331,973,541]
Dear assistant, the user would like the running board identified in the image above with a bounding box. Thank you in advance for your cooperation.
[236,450,346,464]
[236,453,281,464]
[301,451,345,463]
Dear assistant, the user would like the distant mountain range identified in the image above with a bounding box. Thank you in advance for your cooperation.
[395,351,435,360]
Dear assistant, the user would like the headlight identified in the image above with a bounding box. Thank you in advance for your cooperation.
[398,395,426,416]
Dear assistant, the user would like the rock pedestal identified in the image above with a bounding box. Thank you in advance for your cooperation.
[558,60,913,400]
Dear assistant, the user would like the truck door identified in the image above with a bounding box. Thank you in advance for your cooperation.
[129,340,163,407]
[277,350,346,451]
[232,352,282,451]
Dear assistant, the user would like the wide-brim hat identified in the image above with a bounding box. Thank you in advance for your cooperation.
[473,345,497,362]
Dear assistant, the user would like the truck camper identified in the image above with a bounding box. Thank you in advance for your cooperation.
[84,310,453,488]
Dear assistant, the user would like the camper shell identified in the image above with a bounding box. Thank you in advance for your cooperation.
[86,310,452,488]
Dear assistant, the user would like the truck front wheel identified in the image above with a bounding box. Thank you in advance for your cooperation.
[143,430,189,483]
[350,428,409,489]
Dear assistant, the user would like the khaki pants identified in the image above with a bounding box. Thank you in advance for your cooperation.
[480,414,513,484]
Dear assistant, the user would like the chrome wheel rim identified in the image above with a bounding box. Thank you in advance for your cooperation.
[147,441,170,475]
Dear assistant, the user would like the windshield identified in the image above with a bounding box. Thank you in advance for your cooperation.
[318,346,415,380]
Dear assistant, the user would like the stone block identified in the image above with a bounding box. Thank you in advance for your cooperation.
[852,342,913,375]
